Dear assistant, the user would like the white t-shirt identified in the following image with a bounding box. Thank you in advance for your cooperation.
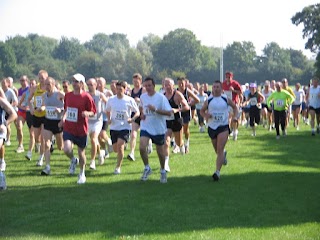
[308,86,320,108]
[293,89,305,105]
[207,96,229,130]
[106,95,139,131]
[140,92,172,135]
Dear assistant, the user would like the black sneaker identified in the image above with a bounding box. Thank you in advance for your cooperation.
[212,172,220,181]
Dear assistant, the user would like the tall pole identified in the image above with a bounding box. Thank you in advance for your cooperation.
[220,33,223,82]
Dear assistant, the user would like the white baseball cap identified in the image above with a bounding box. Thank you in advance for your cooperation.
[72,73,85,83]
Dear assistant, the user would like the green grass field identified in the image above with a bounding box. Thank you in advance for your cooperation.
[1,119,320,240]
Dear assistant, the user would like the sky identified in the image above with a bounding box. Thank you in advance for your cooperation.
[0,0,318,58]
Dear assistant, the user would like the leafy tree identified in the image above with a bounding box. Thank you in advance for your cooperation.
[125,48,151,79]
[74,51,102,78]
[6,35,33,65]
[153,28,202,73]
[53,37,86,62]
[0,42,17,78]
[292,3,320,76]
[84,33,112,55]
[27,33,58,57]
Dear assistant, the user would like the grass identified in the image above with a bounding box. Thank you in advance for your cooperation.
[0,120,320,240]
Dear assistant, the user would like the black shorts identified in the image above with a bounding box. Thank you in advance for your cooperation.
[32,115,45,128]
[131,112,141,125]
[208,125,230,140]
[309,106,320,114]
[292,104,301,111]
[44,119,63,135]
[63,131,87,149]
[26,111,33,129]
[181,110,191,124]
[110,129,130,144]
[262,103,272,113]
[166,119,183,132]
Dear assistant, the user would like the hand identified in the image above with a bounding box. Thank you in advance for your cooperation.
[147,104,156,112]
[127,118,133,124]
[229,86,234,92]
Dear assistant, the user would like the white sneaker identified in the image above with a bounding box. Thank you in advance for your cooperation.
[25,151,32,161]
[233,130,238,141]
[69,158,78,175]
[77,174,86,184]
[0,160,6,171]
[98,154,105,165]
[5,141,11,146]
[16,146,25,153]
[172,145,180,154]
[180,145,185,155]
[141,167,152,181]
[296,126,300,131]
[89,160,96,170]
[107,139,113,153]
[160,171,167,183]
[147,142,153,155]
[276,135,280,140]
[127,153,135,161]
[41,166,51,175]
[0,171,7,190]
[114,167,121,175]
[164,161,170,172]
[36,158,43,166]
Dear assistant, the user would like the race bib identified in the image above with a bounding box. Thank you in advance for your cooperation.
[115,111,126,121]
[213,112,224,123]
[66,107,78,122]
[46,106,58,120]
[276,100,284,107]
[250,97,258,106]
[35,96,42,108]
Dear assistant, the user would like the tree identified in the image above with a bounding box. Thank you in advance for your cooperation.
[292,3,320,76]
[84,33,112,55]
[6,35,33,65]
[53,37,86,62]
[0,42,17,78]
[153,28,202,74]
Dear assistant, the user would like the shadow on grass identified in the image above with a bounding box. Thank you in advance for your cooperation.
[1,171,319,238]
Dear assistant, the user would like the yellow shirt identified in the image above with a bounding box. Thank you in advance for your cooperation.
[33,84,46,117]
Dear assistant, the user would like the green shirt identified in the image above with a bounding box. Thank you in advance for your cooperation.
[267,90,295,111]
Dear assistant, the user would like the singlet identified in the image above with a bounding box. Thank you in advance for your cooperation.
[33,84,46,117]
[44,91,64,120]
[248,92,260,108]
[18,87,29,112]
[165,90,181,120]
[88,90,103,123]
[308,86,320,108]
[207,96,229,130]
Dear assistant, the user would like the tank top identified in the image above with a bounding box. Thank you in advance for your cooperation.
[181,88,191,117]
[88,90,103,122]
[248,92,260,108]
[207,96,229,130]
[131,87,143,99]
[33,84,46,117]
[165,90,181,120]
[44,91,64,120]
[18,87,29,112]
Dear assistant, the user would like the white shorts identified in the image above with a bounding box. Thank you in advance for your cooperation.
[88,121,103,134]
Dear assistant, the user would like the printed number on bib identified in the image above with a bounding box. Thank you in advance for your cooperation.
[66,107,78,122]
[276,100,284,107]
[250,97,257,106]
[213,112,224,123]
[35,96,42,108]
[46,106,58,120]
[115,111,125,121]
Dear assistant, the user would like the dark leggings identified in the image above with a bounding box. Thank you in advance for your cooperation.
[274,110,286,135]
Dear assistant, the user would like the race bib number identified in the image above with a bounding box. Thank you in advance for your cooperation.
[250,97,258,106]
[66,107,78,122]
[213,112,224,123]
[35,96,42,108]
[115,111,125,121]
[144,108,154,115]
[46,106,58,120]
[224,91,232,99]
[276,100,284,107]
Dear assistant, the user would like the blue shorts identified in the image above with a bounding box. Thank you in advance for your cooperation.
[63,131,88,149]
[140,130,165,146]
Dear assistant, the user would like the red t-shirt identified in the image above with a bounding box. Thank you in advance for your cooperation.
[63,91,96,136]
[222,79,242,104]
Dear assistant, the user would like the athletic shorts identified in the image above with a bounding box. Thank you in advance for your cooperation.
[63,131,88,149]
[131,112,141,125]
[26,112,33,129]
[309,106,320,114]
[32,115,45,128]
[101,121,108,131]
[110,129,130,144]
[88,121,103,134]
[208,125,230,140]
[44,119,63,135]
[166,119,183,132]
[181,111,191,125]
[18,110,27,120]
[140,130,165,146]
[292,104,301,111]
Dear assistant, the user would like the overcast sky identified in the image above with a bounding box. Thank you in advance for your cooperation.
[0,0,318,58]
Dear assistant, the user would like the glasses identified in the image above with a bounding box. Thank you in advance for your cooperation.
[63,86,68,88]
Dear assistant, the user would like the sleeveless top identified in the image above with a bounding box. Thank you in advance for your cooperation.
[88,90,103,123]
[207,96,229,130]
[44,91,64,120]
[165,90,181,120]
[33,84,46,117]
[248,92,260,108]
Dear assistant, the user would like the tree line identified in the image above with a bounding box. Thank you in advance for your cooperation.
[0,3,319,86]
